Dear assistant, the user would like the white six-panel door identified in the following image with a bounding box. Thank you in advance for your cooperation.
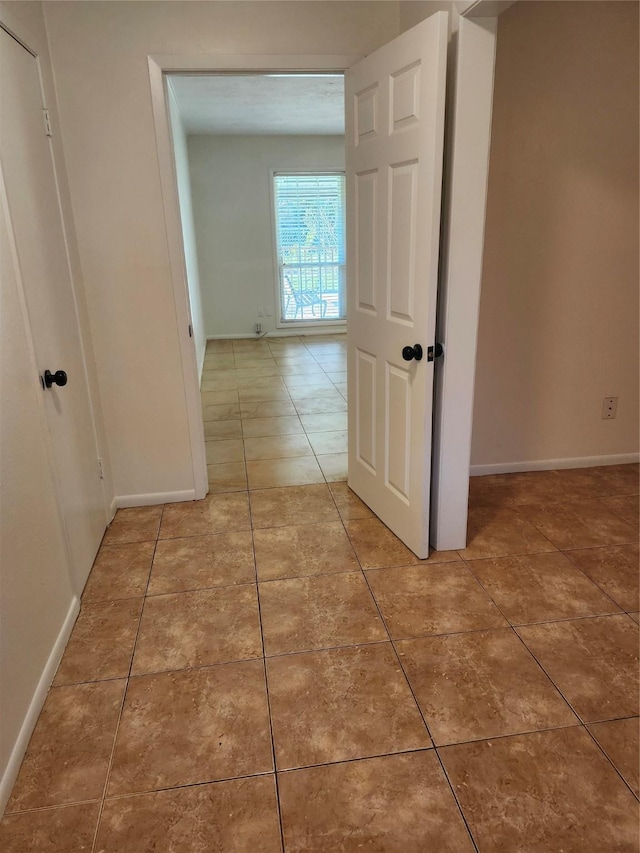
[346,12,448,558]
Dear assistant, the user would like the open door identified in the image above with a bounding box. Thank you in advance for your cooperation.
[346,12,448,558]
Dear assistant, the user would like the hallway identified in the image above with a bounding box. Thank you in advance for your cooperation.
[1,335,639,851]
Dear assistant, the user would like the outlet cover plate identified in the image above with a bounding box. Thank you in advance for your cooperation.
[602,397,618,419]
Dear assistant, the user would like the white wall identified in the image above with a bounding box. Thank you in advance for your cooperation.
[167,85,207,377]
[471,0,639,471]
[43,0,398,502]
[188,134,345,337]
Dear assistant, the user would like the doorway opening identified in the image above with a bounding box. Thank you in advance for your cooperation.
[167,72,347,342]
[166,72,349,491]
[151,14,491,556]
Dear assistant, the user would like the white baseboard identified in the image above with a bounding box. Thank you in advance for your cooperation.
[0,597,80,817]
[114,489,196,509]
[207,333,259,340]
[207,328,346,341]
[470,452,640,477]
[108,496,117,521]
[271,326,346,337]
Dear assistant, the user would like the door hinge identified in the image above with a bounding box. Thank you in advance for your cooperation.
[188,324,193,338]
[43,108,52,137]
[97,458,105,480]
[427,343,444,362]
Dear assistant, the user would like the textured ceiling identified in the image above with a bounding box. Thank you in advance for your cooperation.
[168,74,345,136]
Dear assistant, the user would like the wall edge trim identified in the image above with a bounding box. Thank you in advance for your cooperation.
[0,596,80,817]
[206,330,346,340]
[470,452,640,476]
[114,489,197,508]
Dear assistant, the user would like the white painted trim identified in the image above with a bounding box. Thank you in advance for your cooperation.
[430,17,498,551]
[150,54,360,74]
[108,497,118,521]
[148,57,208,503]
[268,167,282,329]
[269,167,347,330]
[207,329,346,341]
[208,334,270,341]
[463,0,516,18]
[0,4,39,57]
[114,489,196,509]
[148,54,360,505]
[275,322,347,332]
[470,453,640,477]
[0,597,79,817]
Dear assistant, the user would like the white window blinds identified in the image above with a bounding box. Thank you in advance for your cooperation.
[273,172,346,322]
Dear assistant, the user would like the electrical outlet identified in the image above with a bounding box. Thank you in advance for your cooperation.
[265,307,273,317]
[258,308,265,317]
[602,397,618,419]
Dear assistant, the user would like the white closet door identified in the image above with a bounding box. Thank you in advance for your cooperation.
[0,28,106,591]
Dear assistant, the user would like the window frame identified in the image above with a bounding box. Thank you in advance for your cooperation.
[269,168,347,330]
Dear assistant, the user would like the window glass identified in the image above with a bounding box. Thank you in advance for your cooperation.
[273,172,346,323]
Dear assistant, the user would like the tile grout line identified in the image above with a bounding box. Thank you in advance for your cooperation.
[89,508,165,853]
[461,555,628,627]
[8,342,634,841]
[51,581,638,693]
[456,551,600,736]
[483,494,638,553]
[10,713,638,821]
[89,770,275,805]
[456,554,591,726]
[582,724,640,803]
[461,535,638,622]
[324,485,481,853]
[559,546,638,614]
[509,623,640,801]
[242,339,316,490]
[332,488,637,830]
[243,377,287,853]
[372,614,481,849]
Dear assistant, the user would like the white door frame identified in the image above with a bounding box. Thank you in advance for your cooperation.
[147,54,360,505]
[148,37,496,547]
[430,14,498,550]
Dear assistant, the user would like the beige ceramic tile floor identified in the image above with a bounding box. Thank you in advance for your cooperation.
[202,335,348,491]
[2,335,639,852]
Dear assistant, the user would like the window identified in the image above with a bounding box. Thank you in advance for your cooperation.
[273,172,346,324]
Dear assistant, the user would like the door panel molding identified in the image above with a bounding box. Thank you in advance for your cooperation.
[346,12,449,558]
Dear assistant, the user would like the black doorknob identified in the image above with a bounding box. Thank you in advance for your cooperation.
[402,344,423,362]
[43,369,68,388]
